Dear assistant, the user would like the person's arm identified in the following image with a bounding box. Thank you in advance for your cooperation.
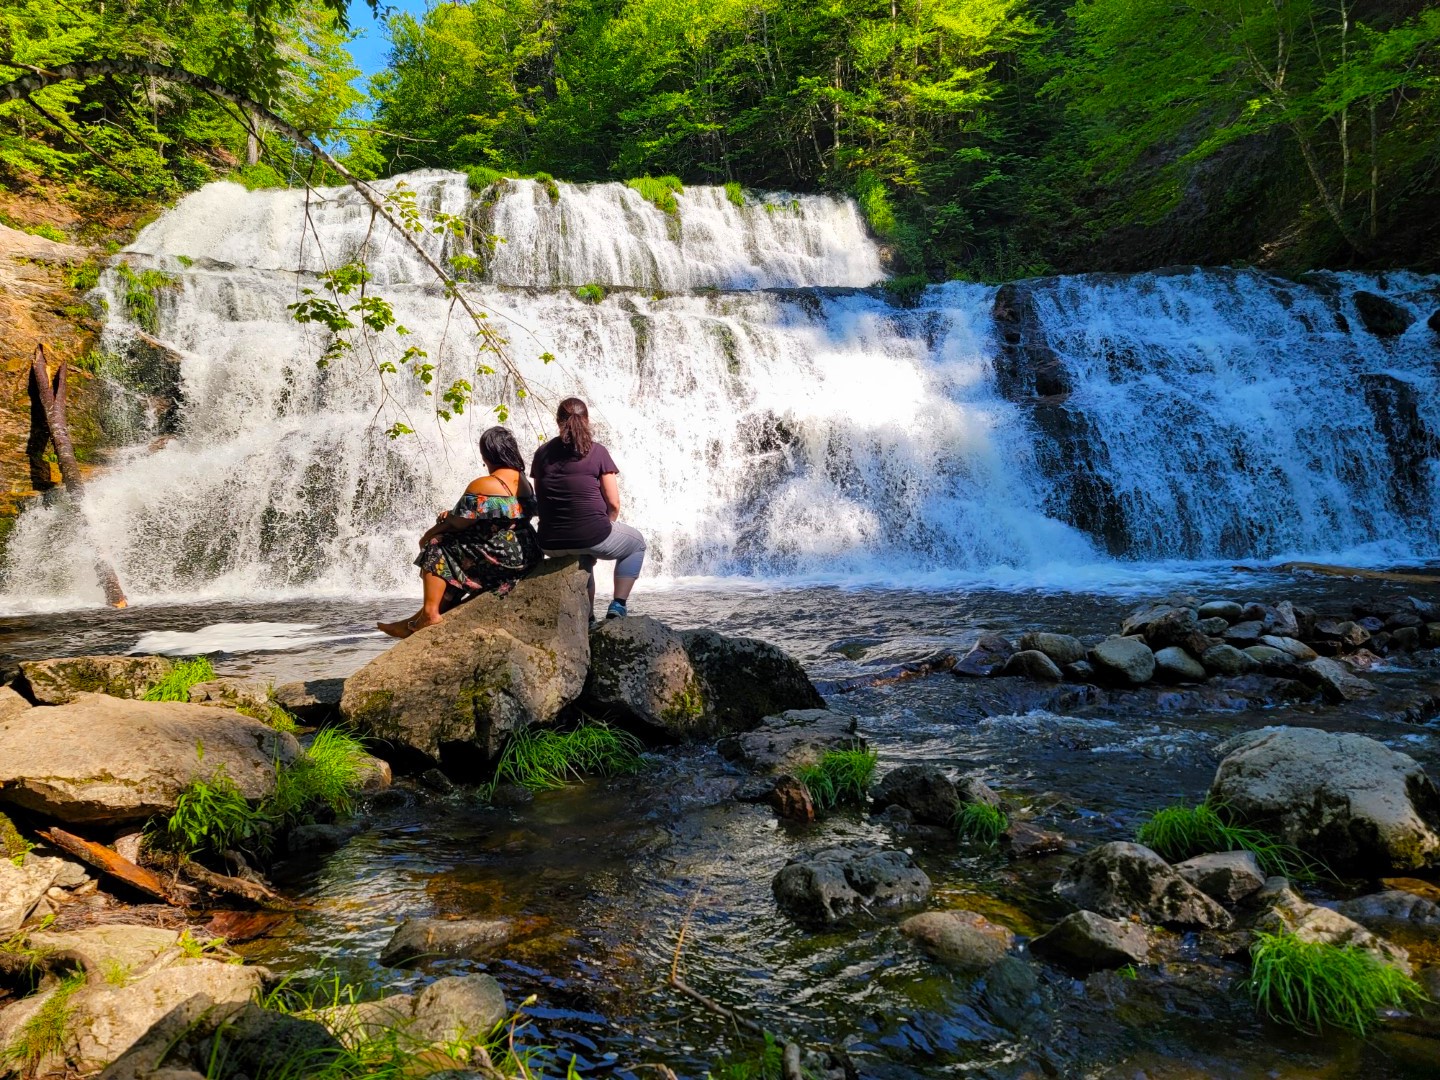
[420,477,507,546]
[600,473,621,522]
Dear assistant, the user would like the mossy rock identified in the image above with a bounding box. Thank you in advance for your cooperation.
[19,655,175,704]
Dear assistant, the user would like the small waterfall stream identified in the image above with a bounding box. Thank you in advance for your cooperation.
[1,171,1436,608]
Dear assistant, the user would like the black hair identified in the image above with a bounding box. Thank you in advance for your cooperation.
[478,426,527,474]
[556,396,593,458]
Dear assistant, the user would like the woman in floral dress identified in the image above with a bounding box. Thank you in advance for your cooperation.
[377,426,542,638]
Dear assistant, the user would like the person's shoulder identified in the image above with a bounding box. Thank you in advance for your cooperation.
[591,442,618,472]
[530,437,560,469]
[467,474,511,496]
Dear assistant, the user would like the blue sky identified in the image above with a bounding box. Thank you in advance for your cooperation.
[347,0,431,84]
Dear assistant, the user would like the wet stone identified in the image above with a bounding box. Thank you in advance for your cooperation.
[1030,910,1150,970]
[1300,656,1374,701]
[871,764,959,826]
[1222,621,1265,645]
[772,844,932,927]
[1198,601,1244,624]
[770,774,816,822]
[1201,643,1260,676]
[980,956,1043,1032]
[956,775,1002,808]
[1152,646,1206,683]
[953,634,1016,678]
[1017,632,1086,666]
[1002,821,1065,858]
[1089,637,1155,686]
[726,709,862,775]
[1173,851,1265,904]
[1337,890,1440,929]
[1000,649,1063,682]
[900,910,1014,969]
[1053,841,1231,929]
[379,917,514,966]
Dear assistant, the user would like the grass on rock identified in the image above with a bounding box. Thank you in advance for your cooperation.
[707,1031,785,1080]
[724,180,746,208]
[574,283,606,304]
[142,656,216,701]
[152,728,370,859]
[1135,801,1322,881]
[1,971,85,1073]
[954,802,1008,848]
[230,978,567,1079]
[625,175,683,214]
[482,722,644,799]
[795,748,878,812]
[1243,931,1427,1035]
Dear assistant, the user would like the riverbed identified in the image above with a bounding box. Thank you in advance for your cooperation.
[4,569,1440,1078]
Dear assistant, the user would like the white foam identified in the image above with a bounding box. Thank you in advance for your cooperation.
[130,622,351,655]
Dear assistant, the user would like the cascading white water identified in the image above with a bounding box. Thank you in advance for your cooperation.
[1,170,1436,608]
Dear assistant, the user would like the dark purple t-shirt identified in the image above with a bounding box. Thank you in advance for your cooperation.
[530,438,619,550]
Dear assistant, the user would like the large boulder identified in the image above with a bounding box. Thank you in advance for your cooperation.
[0,686,31,721]
[724,710,862,775]
[0,857,62,933]
[1337,890,1440,930]
[1209,727,1440,872]
[1053,841,1231,929]
[900,910,1014,969]
[19,655,174,705]
[409,974,508,1043]
[0,694,300,825]
[341,558,591,762]
[1030,911,1149,969]
[1352,290,1415,338]
[1089,637,1155,685]
[773,845,931,926]
[870,765,958,826]
[676,629,825,734]
[1152,646,1206,683]
[1000,650,1063,682]
[1299,656,1373,702]
[581,617,823,738]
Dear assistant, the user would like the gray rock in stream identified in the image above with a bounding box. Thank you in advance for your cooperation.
[1152,646,1206,683]
[1299,656,1374,702]
[1053,842,1231,929]
[1337,890,1440,929]
[410,975,508,1043]
[1030,910,1150,969]
[1197,600,1244,624]
[380,917,514,966]
[871,764,958,826]
[725,709,862,774]
[1017,632,1085,666]
[1000,649,1063,682]
[1200,642,1259,676]
[1088,637,1155,685]
[773,845,931,926]
[1173,851,1265,903]
[901,910,1014,969]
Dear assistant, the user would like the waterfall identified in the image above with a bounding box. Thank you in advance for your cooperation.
[2,171,1436,608]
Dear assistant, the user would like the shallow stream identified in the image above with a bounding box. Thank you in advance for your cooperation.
[6,571,1440,1078]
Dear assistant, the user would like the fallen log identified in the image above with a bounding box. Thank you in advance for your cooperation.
[38,827,184,906]
[203,909,291,943]
[29,344,128,607]
[1272,561,1440,585]
[179,859,285,908]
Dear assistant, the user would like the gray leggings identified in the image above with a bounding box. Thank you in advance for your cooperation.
[544,521,647,579]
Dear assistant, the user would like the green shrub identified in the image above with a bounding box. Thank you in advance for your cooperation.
[881,273,929,308]
[115,261,180,335]
[482,722,643,798]
[142,657,216,701]
[625,175,683,214]
[232,162,287,190]
[269,728,368,824]
[954,801,1008,848]
[724,180,745,208]
[574,283,606,304]
[1243,931,1427,1035]
[853,169,896,239]
[532,170,560,202]
[1135,802,1321,881]
[155,762,267,855]
[795,748,878,812]
[23,223,67,243]
[63,261,101,291]
[1,971,85,1073]
[707,1032,784,1080]
[465,165,506,191]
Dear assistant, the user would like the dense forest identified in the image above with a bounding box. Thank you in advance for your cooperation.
[2,0,1438,280]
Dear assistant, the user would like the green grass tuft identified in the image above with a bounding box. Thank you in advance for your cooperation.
[1135,801,1322,881]
[724,180,745,208]
[115,261,179,333]
[482,722,643,799]
[707,1031,784,1080]
[1243,931,1427,1035]
[531,170,560,202]
[954,801,1008,847]
[795,748,878,813]
[1,971,85,1073]
[151,728,370,859]
[465,165,506,191]
[142,656,216,701]
[625,175,683,214]
[574,283,606,304]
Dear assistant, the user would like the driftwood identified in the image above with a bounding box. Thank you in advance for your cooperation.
[28,344,128,607]
[820,651,959,695]
[203,909,290,943]
[782,1042,803,1080]
[178,859,285,908]
[38,827,183,906]
[1274,561,1440,586]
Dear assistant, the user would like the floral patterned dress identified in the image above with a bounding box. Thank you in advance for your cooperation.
[414,480,542,609]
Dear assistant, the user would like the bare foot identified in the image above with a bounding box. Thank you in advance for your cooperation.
[377,613,443,639]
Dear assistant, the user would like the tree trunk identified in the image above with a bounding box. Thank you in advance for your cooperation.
[29,345,128,608]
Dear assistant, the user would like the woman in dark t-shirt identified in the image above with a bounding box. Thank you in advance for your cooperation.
[531,397,646,620]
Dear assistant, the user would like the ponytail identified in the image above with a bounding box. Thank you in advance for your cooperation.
[556,396,593,458]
